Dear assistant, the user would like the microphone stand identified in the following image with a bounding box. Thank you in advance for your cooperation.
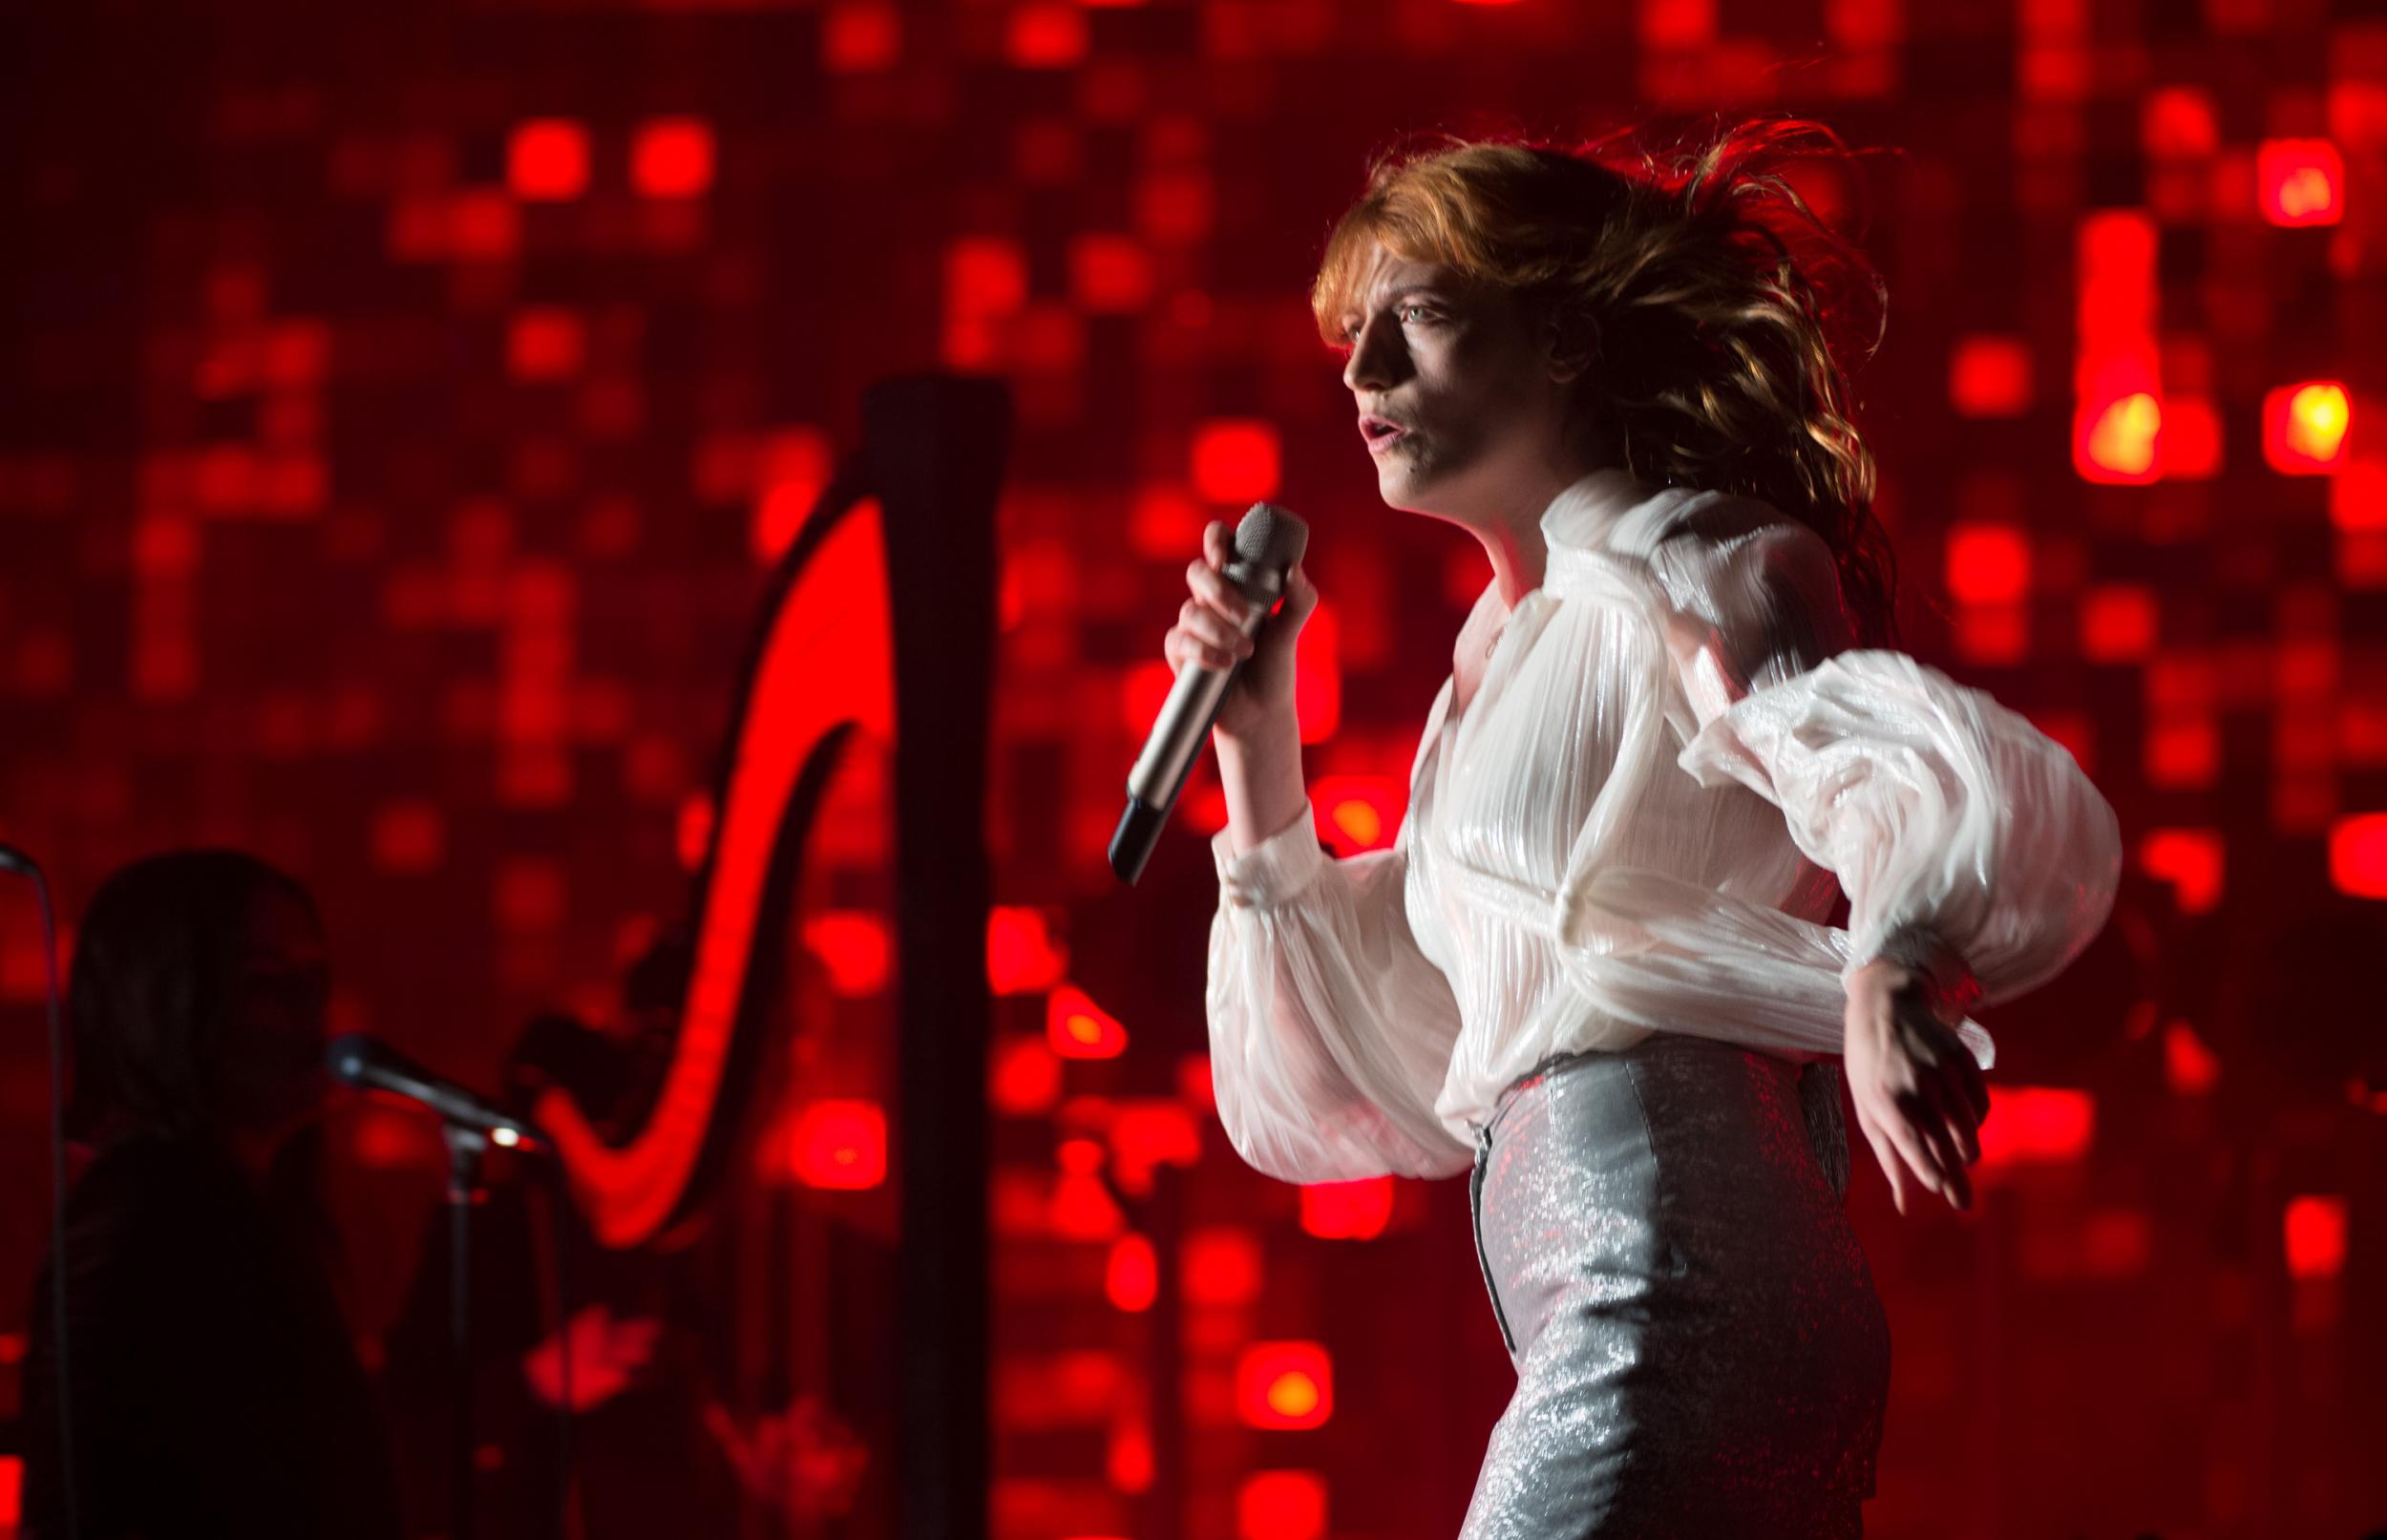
[442,1121,490,1540]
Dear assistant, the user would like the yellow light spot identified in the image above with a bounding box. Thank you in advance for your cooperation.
[2287,384,2350,463]
[1266,1373,1320,1419]
[2278,167,2334,221]
[1329,799,1382,847]
[2088,392,2161,476]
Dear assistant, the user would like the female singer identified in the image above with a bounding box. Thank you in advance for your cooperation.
[1175,123,2122,1535]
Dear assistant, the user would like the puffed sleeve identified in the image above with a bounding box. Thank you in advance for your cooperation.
[1207,799,1474,1183]
[1660,503,2123,1009]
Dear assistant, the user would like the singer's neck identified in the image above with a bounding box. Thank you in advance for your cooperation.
[1476,520,1549,613]
[1442,456,1597,611]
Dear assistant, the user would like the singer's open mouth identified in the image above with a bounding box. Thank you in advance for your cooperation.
[1361,415,1408,451]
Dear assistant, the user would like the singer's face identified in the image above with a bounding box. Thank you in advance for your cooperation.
[218,890,333,1131]
[1336,243,1578,522]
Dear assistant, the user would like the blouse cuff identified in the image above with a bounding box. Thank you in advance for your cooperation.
[1212,800,1326,909]
[1850,921,1984,1022]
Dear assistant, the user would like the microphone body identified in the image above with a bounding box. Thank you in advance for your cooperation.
[326,1033,543,1150]
[1110,502,1309,884]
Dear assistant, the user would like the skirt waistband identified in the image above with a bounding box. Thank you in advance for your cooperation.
[1471,1036,1814,1150]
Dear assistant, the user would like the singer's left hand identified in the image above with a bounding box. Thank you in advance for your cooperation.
[1843,958,1989,1215]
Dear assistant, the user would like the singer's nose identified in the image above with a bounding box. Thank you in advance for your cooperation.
[1341,312,1401,393]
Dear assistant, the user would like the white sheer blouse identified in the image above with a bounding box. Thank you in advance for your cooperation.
[1204,470,2123,1184]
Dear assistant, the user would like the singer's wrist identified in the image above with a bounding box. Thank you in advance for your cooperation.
[1213,713,1306,859]
[1211,703,1296,757]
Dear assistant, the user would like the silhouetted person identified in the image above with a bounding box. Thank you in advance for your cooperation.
[20,850,401,1539]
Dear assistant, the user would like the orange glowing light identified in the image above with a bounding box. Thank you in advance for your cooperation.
[1327,798,1380,847]
[2265,382,2350,474]
[1047,983,1129,1060]
[1236,1341,1335,1429]
[2082,392,2161,481]
[1247,1361,1328,1427]
[2257,138,2344,227]
[1308,773,1400,854]
[2074,211,2160,485]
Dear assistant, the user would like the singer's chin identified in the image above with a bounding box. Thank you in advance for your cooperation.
[1370,465,1429,513]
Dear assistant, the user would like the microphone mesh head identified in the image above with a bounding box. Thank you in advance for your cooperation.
[1234,502,1309,570]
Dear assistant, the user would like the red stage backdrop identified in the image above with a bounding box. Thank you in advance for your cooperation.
[2,1,2384,1537]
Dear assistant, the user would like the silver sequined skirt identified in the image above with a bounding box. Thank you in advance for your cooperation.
[1459,1035,1890,1538]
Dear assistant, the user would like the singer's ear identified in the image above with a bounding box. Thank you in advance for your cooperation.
[1540,311,1596,386]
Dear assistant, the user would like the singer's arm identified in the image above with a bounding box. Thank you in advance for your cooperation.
[1215,711,1310,859]
[1207,800,1473,1183]
[1173,517,1318,854]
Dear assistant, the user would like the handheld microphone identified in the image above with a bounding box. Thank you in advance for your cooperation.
[326,1033,543,1150]
[1110,501,1309,885]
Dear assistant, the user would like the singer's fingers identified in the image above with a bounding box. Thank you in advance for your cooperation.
[1177,599,1253,662]
[1164,626,1233,674]
[1167,630,1241,672]
[1186,559,1258,625]
[1281,561,1319,622]
[1203,520,1232,567]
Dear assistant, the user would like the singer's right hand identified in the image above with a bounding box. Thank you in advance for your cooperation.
[1166,520,1320,743]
